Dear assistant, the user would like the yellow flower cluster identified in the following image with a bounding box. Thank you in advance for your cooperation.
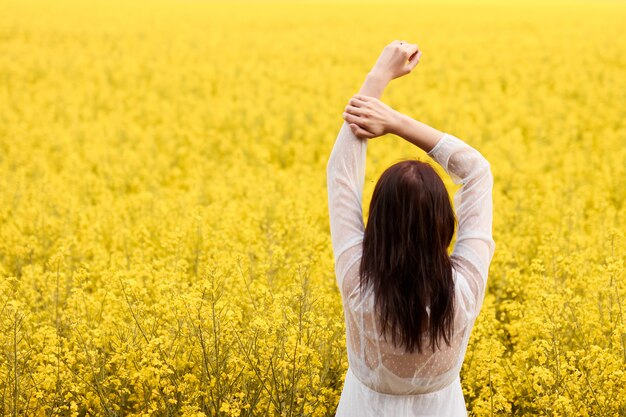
[0,0,624,415]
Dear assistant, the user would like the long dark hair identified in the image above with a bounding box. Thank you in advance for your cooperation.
[359,159,457,354]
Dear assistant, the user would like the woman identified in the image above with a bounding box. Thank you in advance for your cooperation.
[327,40,496,416]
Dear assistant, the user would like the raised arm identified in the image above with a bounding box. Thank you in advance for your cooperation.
[326,119,367,291]
[388,113,496,306]
[328,40,421,291]
[426,133,496,315]
[326,73,388,290]
[341,43,495,312]
[343,97,496,311]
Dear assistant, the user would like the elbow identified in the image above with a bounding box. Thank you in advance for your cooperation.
[485,159,493,187]
[489,237,496,262]
[484,160,493,180]
[326,151,342,183]
[479,153,491,173]
[478,156,493,183]
[326,149,337,176]
[326,160,334,184]
[461,157,492,185]
[326,159,339,188]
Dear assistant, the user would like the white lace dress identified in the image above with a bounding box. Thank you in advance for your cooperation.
[326,120,496,416]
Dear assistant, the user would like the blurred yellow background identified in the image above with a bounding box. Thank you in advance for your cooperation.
[1,0,625,415]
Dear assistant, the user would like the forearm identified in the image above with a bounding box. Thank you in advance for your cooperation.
[354,71,444,154]
[357,71,390,99]
[389,112,445,153]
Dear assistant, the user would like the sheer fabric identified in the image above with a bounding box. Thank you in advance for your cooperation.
[326,120,495,416]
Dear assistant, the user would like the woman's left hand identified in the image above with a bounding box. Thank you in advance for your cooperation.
[370,40,422,81]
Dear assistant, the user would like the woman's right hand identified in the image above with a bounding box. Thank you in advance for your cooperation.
[343,94,401,139]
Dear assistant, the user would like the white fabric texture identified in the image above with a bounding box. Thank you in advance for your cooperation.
[326,120,496,416]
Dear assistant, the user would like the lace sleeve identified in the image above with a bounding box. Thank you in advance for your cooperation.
[427,133,496,315]
[326,120,367,291]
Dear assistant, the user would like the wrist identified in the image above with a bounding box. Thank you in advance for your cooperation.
[387,110,406,136]
[357,71,391,98]
[367,70,392,85]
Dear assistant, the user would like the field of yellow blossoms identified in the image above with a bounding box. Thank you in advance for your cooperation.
[1,0,625,415]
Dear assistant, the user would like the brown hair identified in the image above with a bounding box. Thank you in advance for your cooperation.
[359,159,457,354]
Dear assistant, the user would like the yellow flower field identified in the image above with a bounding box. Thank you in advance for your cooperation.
[1,0,625,415]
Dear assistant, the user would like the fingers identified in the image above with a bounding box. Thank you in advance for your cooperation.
[408,50,422,70]
[343,112,374,139]
[350,95,370,105]
[344,104,365,117]
[342,95,377,138]
[343,111,363,125]
[349,123,375,139]
[405,43,419,57]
